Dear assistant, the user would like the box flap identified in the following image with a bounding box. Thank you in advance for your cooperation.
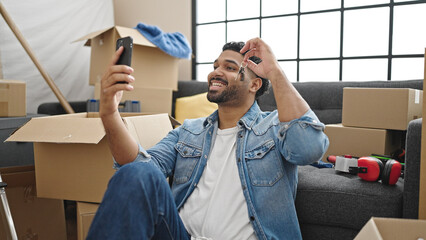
[77,202,99,215]
[73,26,157,48]
[123,113,173,149]
[115,26,157,48]
[5,117,105,144]
[354,217,381,240]
[356,217,426,240]
[72,26,115,45]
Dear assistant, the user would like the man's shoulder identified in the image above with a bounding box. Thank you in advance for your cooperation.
[179,117,210,134]
[250,110,280,134]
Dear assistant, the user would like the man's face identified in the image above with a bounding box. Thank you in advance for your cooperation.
[207,50,250,105]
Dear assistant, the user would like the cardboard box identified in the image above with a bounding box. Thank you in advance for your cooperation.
[0,166,67,240]
[94,82,173,115]
[74,26,179,90]
[342,88,423,130]
[323,124,405,162]
[354,217,426,240]
[5,112,174,203]
[0,80,26,117]
[77,202,99,240]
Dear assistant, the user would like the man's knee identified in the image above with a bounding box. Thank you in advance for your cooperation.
[109,160,167,193]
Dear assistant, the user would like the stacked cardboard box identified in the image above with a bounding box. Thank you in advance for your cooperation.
[323,87,423,161]
[75,25,179,115]
[0,166,67,239]
[76,202,99,240]
[0,80,26,117]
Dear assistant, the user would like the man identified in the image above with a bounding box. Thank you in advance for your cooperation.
[87,38,329,240]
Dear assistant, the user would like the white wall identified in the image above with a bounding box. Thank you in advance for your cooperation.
[0,0,192,114]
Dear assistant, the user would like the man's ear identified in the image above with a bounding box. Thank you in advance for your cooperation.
[249,77,262,94]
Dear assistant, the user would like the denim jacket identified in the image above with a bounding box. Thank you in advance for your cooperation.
[131,102,329,240]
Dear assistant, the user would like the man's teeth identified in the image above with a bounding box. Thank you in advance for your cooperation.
[212,82,225,87]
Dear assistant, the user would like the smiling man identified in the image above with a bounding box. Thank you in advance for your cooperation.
[87,38,329,240]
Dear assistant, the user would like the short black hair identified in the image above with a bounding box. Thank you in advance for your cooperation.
[222,41,269,99]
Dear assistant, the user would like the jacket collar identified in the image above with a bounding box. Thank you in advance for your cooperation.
[203,101,261,130]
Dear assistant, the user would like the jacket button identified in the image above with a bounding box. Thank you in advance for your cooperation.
[250,216,255,221]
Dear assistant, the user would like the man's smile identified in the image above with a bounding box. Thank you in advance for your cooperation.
[209,78,228,91]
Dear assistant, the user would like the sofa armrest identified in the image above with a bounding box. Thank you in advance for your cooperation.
[403,118,422,219]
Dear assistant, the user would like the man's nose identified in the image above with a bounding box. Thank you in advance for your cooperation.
[209,68,224,80]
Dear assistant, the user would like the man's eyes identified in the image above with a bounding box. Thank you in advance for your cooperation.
[213,65,237,71]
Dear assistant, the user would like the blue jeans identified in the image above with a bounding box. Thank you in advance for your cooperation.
[87,161,191,240]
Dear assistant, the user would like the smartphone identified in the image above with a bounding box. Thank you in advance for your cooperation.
[116,36,133,66]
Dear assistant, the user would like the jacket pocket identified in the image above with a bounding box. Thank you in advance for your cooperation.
[173,142,202,184]
[245,139,284,186]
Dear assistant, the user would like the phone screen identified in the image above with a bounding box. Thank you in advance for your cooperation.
[116,36,133,66]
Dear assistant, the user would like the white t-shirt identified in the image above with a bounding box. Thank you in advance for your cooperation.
[179,126,257,240]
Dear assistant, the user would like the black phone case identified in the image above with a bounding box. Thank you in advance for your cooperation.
[116,36,133,66]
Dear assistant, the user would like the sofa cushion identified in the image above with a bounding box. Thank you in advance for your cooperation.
[296,165,403,230]
[175,92,217,123]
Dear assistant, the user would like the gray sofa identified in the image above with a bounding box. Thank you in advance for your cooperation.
[172,79,423,240]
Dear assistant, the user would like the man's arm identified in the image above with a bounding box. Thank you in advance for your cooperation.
[241,38,329,164]
[240,38,309,122]
[99,46,139,166]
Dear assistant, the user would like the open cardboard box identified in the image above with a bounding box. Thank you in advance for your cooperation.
[6,113,177,203]
[74,26,179,90]
[354,217,426,239]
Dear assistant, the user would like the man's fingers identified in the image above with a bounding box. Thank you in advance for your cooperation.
[104,72,135,87]
[241,37,262,54]
[110,65,134,76]
[103,65,134,86]
[102,82,134,96]
[240,38,256,54]
[242,48,257,62]
[110,46,124,66]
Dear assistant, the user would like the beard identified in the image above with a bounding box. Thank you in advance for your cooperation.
[207,85,240,104]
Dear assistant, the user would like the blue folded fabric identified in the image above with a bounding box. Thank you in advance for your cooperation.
[310,159,334,169]
[135,23,192,59]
